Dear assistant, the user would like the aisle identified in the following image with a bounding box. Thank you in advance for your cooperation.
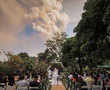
[51,85,66,90]
[51,80,65,90]
[49,68,65,90]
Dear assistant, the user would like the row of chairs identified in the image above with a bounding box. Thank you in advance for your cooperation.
[15,81,51,90]
[0,86,44,90]
[77,85,110,90]
[0,80,51,90]
[64,79,110,90]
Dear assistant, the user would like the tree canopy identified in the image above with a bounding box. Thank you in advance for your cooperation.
[76,0,110,64]
[61,0,110,72]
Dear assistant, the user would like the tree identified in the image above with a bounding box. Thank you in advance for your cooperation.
[74,0,110,67]
[35,61,49,73]
[61,37,86,72]
[45,32,66,62]
[7,53,24,70]
[0,62,13,75]
[38,49,56,62]
[18,52,36,71]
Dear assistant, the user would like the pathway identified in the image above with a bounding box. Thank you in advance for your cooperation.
[51,81,66,90]
[51,85,66,90]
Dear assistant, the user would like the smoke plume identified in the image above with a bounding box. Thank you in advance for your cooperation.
[26,0,69,38]
[0,0,69,40]
[0,0,69,56]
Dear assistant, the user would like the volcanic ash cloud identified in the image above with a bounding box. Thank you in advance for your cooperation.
[26,0,69,38]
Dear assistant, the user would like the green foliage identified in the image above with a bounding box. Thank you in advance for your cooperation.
[61,37,86,72]
[50,63,63,72]
[0,62,12,75]
[18,52,36,71]
[74,0,110,67]
[36,61,49,72]
[0,52,36,75]
[38,32,66,62]
[61,0,110,72]
[45,32,66,62]
[7,53,24,71]
[61,37,77,66]
[38,49,56,62]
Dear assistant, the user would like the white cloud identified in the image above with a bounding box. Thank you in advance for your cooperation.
[26,0,69,38]
[63,0,85,27]
[0,0,85,56]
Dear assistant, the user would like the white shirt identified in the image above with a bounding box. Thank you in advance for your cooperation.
[16,80,29,90]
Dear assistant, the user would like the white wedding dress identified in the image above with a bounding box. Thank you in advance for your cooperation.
[51,68,59,85]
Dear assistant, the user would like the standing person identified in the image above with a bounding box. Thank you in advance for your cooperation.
[85,73,94,90]
[4,75,9,86]
[68,73,73,80]
[52,68,59,85]
[48,69,52,79]
[16,75,29,90]
[29,72,33,82]
[0,73,5,88]
[14,74,19,85]
[8,75,14,86]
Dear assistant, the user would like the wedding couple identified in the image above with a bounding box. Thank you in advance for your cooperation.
[48,68,59,85]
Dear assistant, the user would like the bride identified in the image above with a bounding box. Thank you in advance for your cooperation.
[52,68,59,85]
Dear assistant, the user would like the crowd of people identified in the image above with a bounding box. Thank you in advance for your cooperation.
[66,70,110,89]
[1,67,110,90]
[0,67,62,89]
[0,69,48,90]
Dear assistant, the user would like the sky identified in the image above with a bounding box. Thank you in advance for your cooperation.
[0,0,86,56]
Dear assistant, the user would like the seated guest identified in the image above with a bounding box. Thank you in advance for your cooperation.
[30,76,40,86]
[14,74,19,85]
[105,78,110,85]
[16,75,29,90]
[30,76,41,90]
[8,75,14,86]
[3,75,9,86]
